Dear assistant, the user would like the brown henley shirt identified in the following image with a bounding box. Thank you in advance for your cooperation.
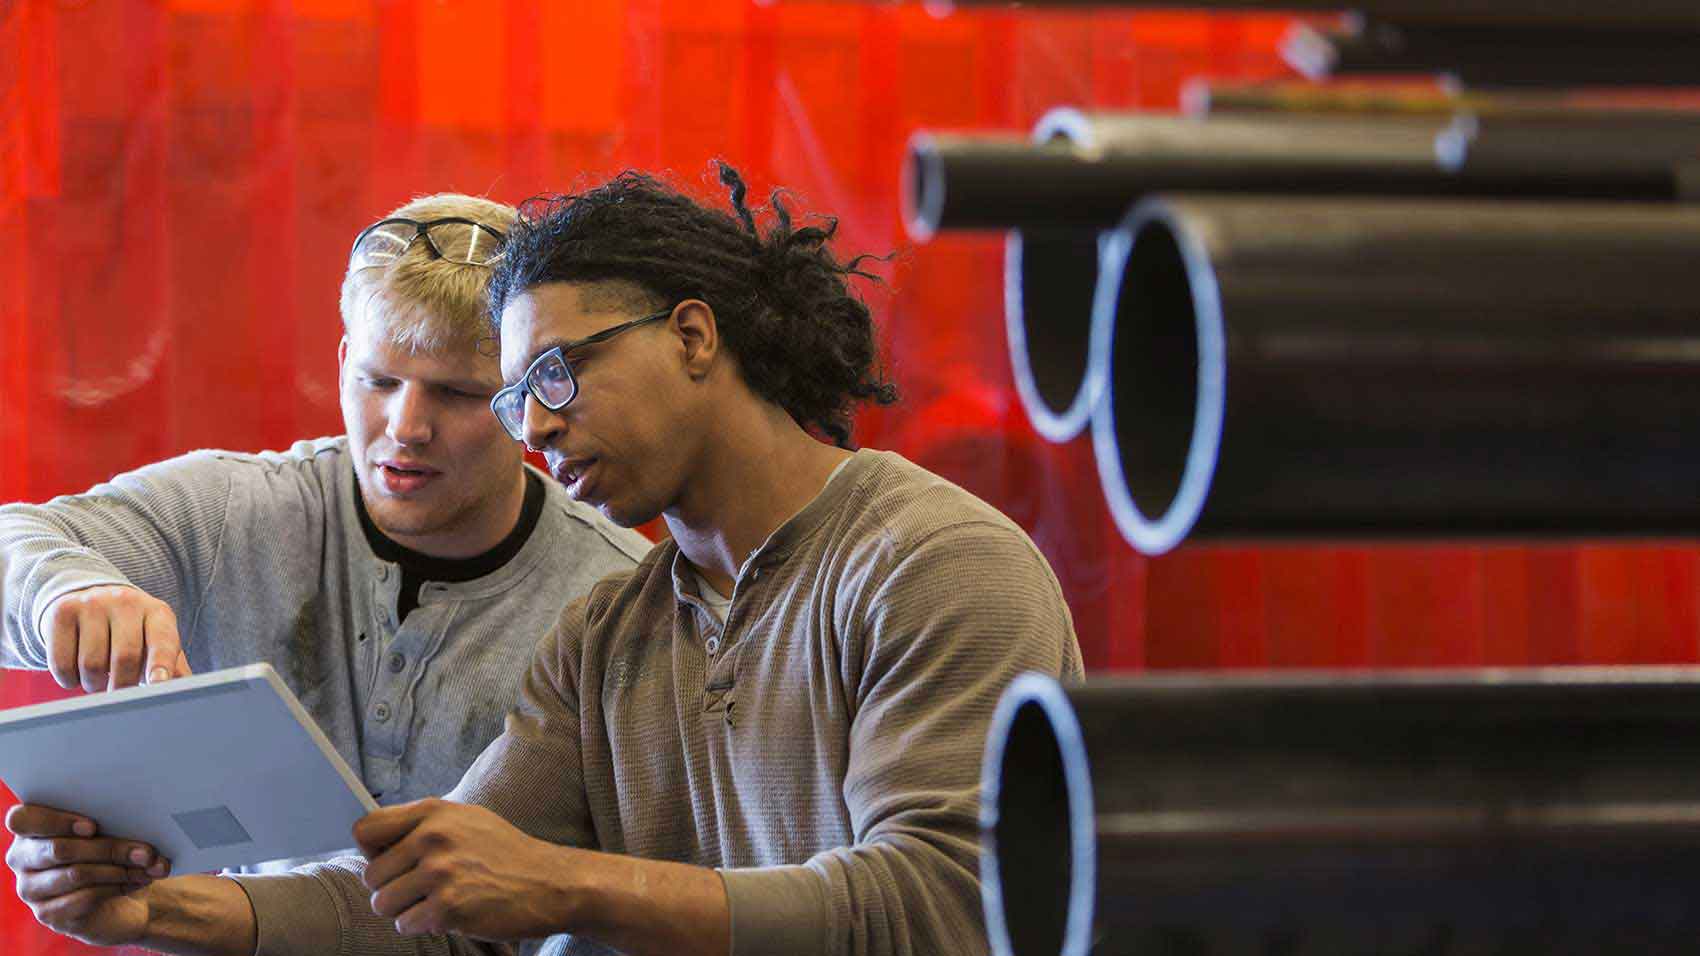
[235,448,1084,956]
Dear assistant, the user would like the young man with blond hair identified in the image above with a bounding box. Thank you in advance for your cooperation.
[0,194,650,872]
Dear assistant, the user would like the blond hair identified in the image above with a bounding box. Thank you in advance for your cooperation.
[340,193,517,354]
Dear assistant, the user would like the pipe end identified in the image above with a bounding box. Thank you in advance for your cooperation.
[901,131,946,243]
[1004,229,1108,443]
[1090,197,1225,556]
[981,673,1096,956]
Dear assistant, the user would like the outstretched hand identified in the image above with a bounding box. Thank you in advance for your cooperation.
[41,585,194,692]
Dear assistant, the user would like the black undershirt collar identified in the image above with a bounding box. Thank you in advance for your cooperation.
[355,470,545,622]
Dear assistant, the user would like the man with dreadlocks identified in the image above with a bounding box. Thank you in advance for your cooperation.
[10,165,1082,956]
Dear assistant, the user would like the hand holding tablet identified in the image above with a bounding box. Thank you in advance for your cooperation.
[4,801,162,947]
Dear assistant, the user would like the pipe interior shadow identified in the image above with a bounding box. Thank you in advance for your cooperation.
[1009,229,1103,424]
[990,698,1075,956]
[1108,219,1199,523]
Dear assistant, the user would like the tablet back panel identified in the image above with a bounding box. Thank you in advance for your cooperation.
[0,664,378,873]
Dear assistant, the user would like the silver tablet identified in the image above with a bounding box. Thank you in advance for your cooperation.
[0,663,379,873]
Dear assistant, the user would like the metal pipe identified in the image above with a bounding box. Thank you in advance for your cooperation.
[902,132,1132,240]
[1288,19,1700,87]
[912,111,1448,239]
[911,109,1696,238]
[1045,108,1697,202]
[1184,79,1700,122]
[1005,228,1108,442]
[983,669,1700,956]
[942,0,1700,30]
[1184,88,1700,200]
[997,109,1135,442]
[1088,194,1700,555]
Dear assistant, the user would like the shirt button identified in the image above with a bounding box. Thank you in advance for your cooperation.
[377,567,389,581]
[388,652,406,673]
[374,702,392,722]
[706,638,720,654]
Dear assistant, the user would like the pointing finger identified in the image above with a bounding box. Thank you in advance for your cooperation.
[141,604,187,684]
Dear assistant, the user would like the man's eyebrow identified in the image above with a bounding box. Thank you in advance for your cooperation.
[353,362,495,392]
[435,376,501,392]
[506,337,572,382]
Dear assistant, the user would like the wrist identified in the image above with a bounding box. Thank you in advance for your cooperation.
[134,875,258,956]
[546,843,605,936]
[543,847,731,956]
[133,878,169,944]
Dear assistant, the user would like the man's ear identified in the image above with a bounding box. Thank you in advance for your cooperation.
[673,300,719,380]
[336,335,350,390]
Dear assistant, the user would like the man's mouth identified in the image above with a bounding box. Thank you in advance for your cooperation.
[550,457,596,497]
[376,460,439,494]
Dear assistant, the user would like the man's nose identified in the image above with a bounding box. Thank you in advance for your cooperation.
[521,392,564,453]
[386,383,434,446]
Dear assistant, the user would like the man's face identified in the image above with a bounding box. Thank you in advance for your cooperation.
[339,308,525,557]
[498,283,697,528]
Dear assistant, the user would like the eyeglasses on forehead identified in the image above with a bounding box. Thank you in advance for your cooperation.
[350,217,506,269]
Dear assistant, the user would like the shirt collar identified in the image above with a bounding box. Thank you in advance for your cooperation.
[667,449,875,603]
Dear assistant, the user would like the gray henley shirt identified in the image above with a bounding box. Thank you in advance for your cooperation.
[1,436,651,871]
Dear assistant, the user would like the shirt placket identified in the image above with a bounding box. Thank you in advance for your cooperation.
[702,557,780,726]
[364,565,428,799]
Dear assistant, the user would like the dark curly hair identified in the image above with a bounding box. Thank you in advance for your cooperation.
[486,163,898,449]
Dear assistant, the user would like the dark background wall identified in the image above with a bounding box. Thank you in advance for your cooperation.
[3,1,1695,951]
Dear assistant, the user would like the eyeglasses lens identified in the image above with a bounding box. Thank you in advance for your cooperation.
[426,221,502,266]
[528,354,577,408]
[493,390,527,441]
[351,224,414,270]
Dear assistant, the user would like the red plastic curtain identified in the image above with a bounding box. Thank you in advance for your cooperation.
[2,2,1696,952]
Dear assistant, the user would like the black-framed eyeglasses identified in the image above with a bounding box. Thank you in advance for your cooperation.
[349,217,506,270]
[489,307,675,441]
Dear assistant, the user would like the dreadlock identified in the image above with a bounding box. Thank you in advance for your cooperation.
[487,163,898,448]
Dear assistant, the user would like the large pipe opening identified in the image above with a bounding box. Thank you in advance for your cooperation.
[983,675,1095,956]
[1091,201,1224,555]
[1005,229,1105,441]
[981,671,1700,954]
[1003,110,1111,442]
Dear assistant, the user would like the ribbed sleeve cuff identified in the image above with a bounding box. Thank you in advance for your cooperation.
[719,865,829,956]
[226,872,343,956]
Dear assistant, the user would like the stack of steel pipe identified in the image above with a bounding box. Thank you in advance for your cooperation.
[904,104,1700,553]
[982,669,1700,956]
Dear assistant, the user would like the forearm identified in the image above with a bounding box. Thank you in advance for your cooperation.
[0,457,233,664]
[135,875,258,956]
[561,846,730,956]
[0,505,132,666]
